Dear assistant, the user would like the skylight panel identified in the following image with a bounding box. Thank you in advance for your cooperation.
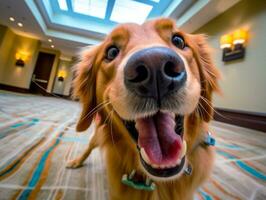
[110,0,153,24]
[72,0,108,19]
[58,0,68,11]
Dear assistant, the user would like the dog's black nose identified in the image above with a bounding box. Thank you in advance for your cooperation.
[124,47,187,101]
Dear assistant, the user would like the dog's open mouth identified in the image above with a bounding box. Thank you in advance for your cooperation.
[124,112,187,178]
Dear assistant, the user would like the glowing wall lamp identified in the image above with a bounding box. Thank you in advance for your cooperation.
[15,52,28,67]
[220,29,247,62]
[58,70,67,82]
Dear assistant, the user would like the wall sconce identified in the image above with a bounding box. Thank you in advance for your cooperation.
[58,70,67,82]
[220,29,247,62]
[15,52,28,67]
[15,58,25,67]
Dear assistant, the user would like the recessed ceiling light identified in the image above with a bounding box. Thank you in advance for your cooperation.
[17,22,23,27]
[9,17,15,22]
[51,45,55,48]
[48,39,52,42]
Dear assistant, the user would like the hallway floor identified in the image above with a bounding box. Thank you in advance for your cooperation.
[0,91,265,200]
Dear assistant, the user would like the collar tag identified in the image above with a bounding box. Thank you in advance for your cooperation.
[184,164,193,176]
[204,132,216,146]
[121,170,156,191]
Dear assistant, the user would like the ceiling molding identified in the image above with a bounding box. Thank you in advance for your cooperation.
[176,0,242,33]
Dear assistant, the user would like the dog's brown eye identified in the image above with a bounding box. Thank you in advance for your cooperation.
[172,35,185,49]
[106,46,119,61]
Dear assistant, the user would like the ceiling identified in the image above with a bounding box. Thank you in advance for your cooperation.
[0,0,241,58]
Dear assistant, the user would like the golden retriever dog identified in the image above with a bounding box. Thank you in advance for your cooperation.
[67,18,220,200]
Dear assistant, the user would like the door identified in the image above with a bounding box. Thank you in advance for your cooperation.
[30,52,55,95]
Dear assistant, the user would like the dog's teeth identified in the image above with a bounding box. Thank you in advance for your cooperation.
[170,113,175,118]
[163,163,175,169]
[146,178,152,186]
[171,163,176,168]
[140,148,151,165]
[152,164,159,168]
[165,163,172,168]
[173,158,181,166]
[160,165,166,169]
[181,140,187,158]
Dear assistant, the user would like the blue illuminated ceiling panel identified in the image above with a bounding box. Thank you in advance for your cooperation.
[58,0,68,10]
[110,0,153,24]
[71,0,108,19]
[45,0,173,33]
[25,0,185,45]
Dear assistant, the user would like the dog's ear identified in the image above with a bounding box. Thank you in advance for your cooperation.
[72,46,99,131]
[191,34,220,122]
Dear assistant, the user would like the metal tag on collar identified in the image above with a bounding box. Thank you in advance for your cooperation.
[184,164,193,176]
[204,131,216,146]
[121,170,156,191]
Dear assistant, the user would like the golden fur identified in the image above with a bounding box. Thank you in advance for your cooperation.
[67,18,220,200]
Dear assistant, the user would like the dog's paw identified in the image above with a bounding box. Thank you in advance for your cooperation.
[66,159,83,169]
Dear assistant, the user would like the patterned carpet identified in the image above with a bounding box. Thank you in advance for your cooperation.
[0,90,265,200]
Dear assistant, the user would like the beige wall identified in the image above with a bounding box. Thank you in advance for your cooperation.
[0,27,40,89]
[196,0,266,113]
[0,26,15,83]
[0,25,7,47]
[53,58,73,96]
[0,26,73,95]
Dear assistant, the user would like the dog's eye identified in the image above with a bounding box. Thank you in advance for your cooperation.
[172,34,185,49]
[106,46,120,61]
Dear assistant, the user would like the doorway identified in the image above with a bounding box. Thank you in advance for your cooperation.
[30,52,55,95]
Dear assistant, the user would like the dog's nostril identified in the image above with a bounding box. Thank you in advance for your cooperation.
[164,61,181,78]
[128,64,149,83]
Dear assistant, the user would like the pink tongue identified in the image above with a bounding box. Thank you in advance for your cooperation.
[136,112,182,165]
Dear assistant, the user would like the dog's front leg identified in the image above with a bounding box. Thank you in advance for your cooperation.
[66,130,98,168]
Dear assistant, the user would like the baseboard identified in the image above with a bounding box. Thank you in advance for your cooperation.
[53,93,71,100]
[0,83,29,93]
[214,107,266,132]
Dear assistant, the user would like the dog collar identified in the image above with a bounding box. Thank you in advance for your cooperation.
[121,170,156,191]
[204,131,216,146]
[184,132,215,176]
[121,132,215,191]
[191,131,216,152]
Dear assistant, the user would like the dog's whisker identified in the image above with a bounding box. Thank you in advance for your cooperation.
[202,66,218,78]
[106,109,121,158]
[198,106,204,119]
[200,96,230,120]
[200,75,217,91]
[103,109,117,149]
[103,108,113,125]
[80,97,123,123]
[198,101,213,120]
[200,96,213,109]
[81,101,111,121]
[196,106,204,119]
